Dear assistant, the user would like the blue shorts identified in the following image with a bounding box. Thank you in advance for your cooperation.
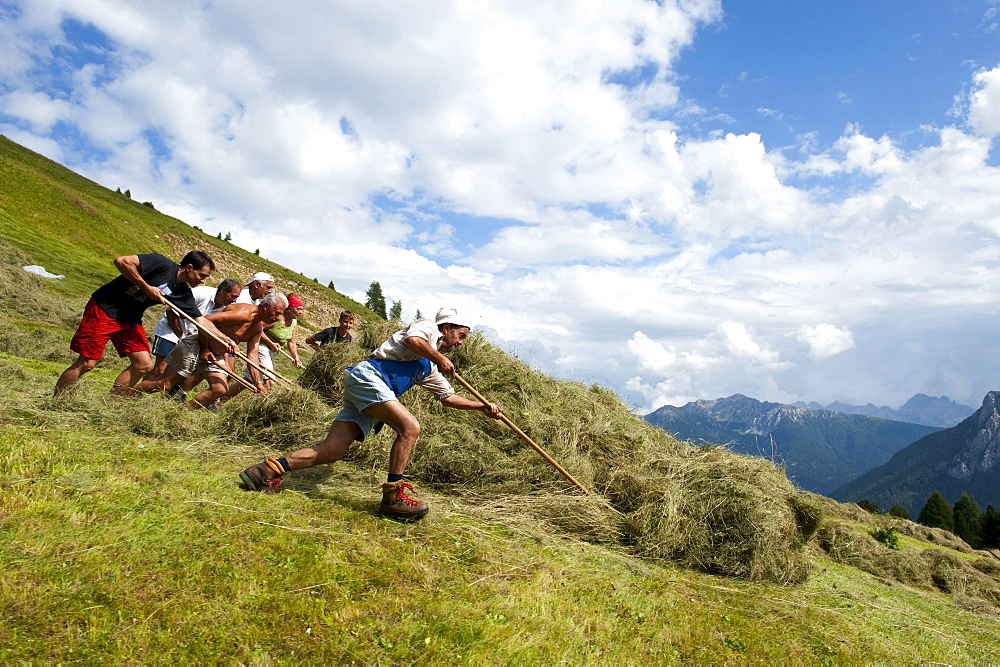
[335,360,398,441]
[152,336,177,357]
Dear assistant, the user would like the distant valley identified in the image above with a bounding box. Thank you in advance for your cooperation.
[832,391,1000,516]
[644,394,943,495]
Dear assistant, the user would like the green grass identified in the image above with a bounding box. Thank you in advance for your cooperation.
[2,355,1000,664]
[0,136,372,326]
[4,134,1000,663]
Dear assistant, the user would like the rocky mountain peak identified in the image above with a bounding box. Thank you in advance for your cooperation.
[941,391,1000,480]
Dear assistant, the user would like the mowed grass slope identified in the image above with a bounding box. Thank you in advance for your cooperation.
[2,355,1000,663]
[0,135,372,331]
[2,135,1000,662]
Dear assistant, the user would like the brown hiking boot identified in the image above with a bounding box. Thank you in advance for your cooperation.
[379,481,429,521]
[239,458,284,494]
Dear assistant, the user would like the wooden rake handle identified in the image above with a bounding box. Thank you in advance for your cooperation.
[452,372,591,495]
[163,301,293,387]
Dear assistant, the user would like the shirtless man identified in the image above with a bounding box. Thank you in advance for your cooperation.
[135,292,287,409]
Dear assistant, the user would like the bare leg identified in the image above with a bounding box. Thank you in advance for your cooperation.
[134,368,185,395]
[284,420,363,469]
[143,354,170,381]
[111,350,154,397]
[54,355,99,395]
[361,400,421,476]
[186,373,229,409]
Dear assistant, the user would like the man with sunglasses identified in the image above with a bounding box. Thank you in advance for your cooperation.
[239,307,502,521]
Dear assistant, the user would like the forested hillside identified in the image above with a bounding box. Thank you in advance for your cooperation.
[645,394,938,494]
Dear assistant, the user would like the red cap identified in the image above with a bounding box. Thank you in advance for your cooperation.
[287,294,304,308]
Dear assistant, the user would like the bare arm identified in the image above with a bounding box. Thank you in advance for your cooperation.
[440,394,502,418]
[167,309,183,338]
[404,335,455,376]
[245,325,265,389]
[114,255,164,303]
[260,330,281,351]
[305,332,321,352]
[288,321,303,367]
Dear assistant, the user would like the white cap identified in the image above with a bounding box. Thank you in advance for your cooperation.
[251,271,274,282]
[435,307,468,328]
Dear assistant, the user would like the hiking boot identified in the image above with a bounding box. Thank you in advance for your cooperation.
[379,481,429,521]
[239,458,284,494]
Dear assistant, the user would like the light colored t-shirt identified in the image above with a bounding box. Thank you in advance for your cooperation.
[235,288,258,305]
[152,284,219,342]
[371,319,454,399]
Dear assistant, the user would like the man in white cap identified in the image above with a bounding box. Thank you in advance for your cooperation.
[239,307,502,521]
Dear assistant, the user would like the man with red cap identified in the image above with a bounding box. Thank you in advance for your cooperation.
[239,307,503,521]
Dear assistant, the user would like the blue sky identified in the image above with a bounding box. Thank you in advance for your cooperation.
[2,0,1000,412]
[677,2,998,151]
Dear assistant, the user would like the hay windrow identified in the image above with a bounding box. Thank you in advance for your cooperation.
[817,519,1000,608]
[302,329,821,582]
[218,384,332,447]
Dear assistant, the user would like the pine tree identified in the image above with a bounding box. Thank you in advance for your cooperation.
[981,505,1000,549]
[887,504,910,520]
[953,493,983,548]
[328,281,335,290]
[856,500,881,515]
[389,299,402,321]
[365,281,387,320]
[917,491,954,532]
[224,231,232,242]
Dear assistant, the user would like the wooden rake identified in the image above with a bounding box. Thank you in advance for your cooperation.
[453,372,591,495]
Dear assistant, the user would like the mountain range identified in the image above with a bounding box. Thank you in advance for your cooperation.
[792,394,974,428]
[644,394,940,495]
[832,391,1000,516]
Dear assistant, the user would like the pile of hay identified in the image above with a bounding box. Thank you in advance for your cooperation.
[219,384,333,447]
[301,329,822,583]
[603,447,820,583]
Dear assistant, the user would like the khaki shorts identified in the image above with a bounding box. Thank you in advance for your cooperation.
[165,331,227,378]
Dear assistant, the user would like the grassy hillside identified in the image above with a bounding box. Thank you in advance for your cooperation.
[0,135,372,333]
[3,136,1000,662]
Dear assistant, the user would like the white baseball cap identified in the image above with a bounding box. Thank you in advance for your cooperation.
[251,271,274,282]
[435,307,468,328]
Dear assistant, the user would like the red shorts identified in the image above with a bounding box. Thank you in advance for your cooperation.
[70,298,151,360]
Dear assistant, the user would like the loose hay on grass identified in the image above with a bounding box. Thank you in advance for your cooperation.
[465,491,625,545]
[817,518,1000,608]
[219,384,333,447]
